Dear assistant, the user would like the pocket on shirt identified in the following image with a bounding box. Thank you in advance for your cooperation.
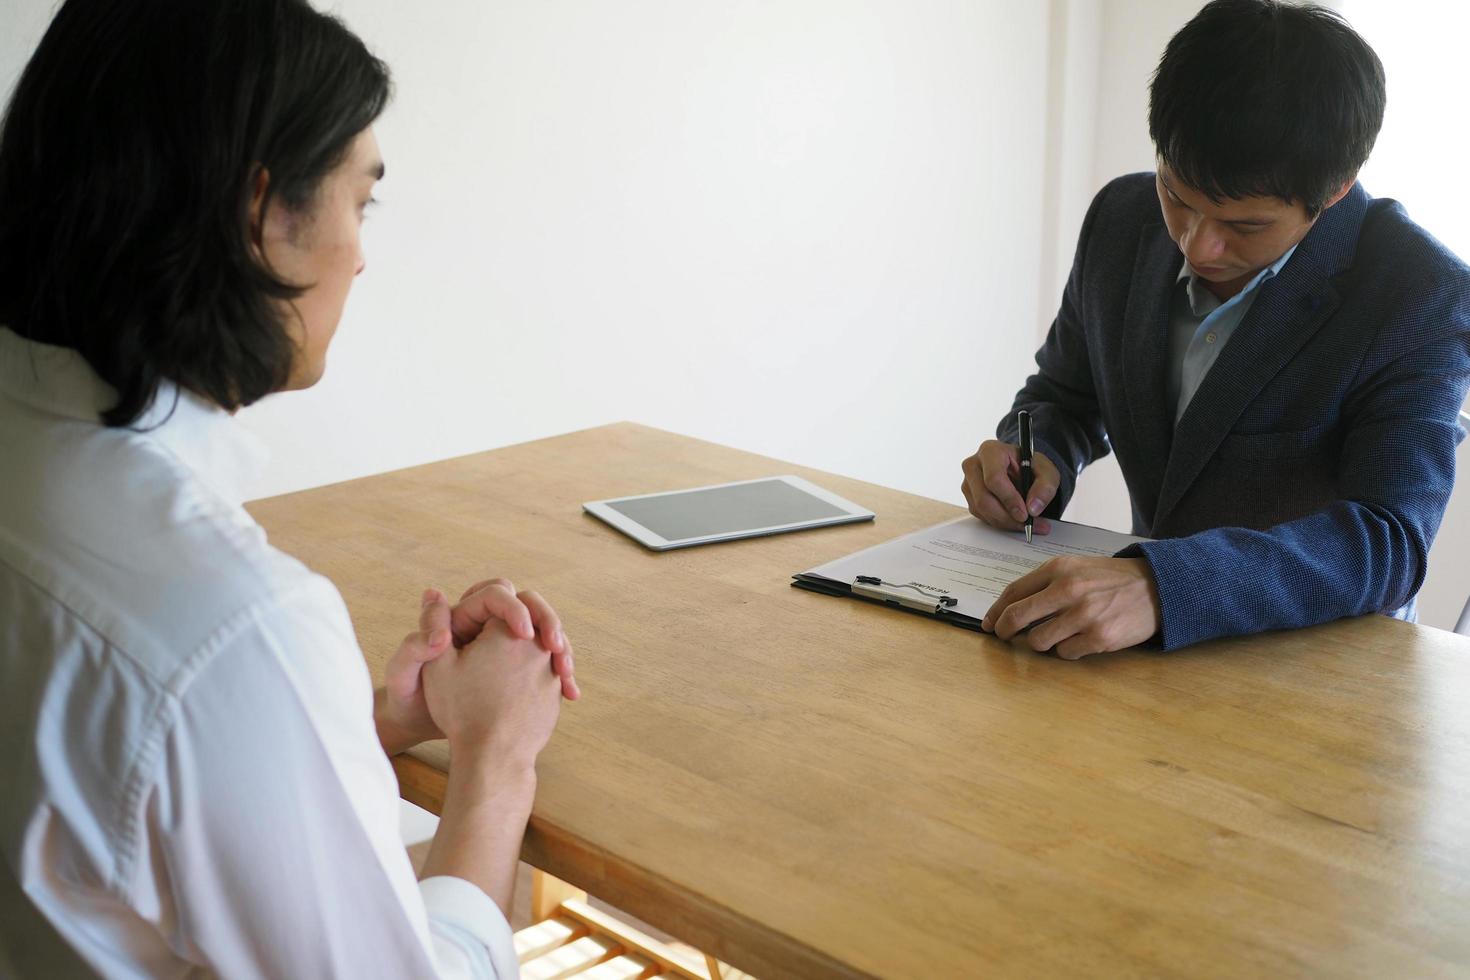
[1215,421,1336,461]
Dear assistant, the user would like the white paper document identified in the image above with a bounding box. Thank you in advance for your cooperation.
[796,516,1147,622]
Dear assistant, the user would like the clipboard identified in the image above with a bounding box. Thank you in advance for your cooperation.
[790,515,1147,633]
[790,572,985,632]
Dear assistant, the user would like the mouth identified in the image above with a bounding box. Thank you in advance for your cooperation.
[1191,264,1232,277]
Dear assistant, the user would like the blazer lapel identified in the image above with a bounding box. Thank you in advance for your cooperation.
[1120,222,1183,525]
[1151,184,1368,530]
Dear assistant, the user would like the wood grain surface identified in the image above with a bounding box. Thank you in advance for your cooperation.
[246,422,1470,979]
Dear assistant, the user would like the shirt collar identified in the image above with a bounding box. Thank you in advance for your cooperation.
[1176,243,1298,317]
[0,326,267,505]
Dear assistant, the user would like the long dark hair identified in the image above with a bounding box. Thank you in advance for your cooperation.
[0,0,391,426]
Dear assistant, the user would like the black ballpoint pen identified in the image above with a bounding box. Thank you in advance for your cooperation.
[1018,409,1034,543]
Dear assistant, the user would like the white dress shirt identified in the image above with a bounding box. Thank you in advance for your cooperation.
[0,327,517,979]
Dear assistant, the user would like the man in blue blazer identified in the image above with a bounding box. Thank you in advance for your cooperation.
[962,0,1470,656]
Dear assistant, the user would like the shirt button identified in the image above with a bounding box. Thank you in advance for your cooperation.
[1205,332,1217,343]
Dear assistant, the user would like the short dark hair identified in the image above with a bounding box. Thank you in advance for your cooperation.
[0,0,391,427]
[1149,0,1385,217]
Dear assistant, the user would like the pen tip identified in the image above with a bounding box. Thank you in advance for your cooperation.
[1025,526,1032,543]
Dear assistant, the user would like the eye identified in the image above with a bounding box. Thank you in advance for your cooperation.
[1229,222,1266,236]
[1162,186,1190,211]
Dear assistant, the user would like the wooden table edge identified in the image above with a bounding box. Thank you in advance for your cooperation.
[389,754,873,979]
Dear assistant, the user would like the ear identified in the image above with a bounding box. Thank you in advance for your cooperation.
[247,166,270,253]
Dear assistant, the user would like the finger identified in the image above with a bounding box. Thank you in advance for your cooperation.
[984,567,1062,639]
[415,589,453,660]
[386,632,425,702]
[981,451,1030,525]
[969,457,1053,534]
[1025,606,1088,653]
[457,577,512,602]
[388,630,447,703]
[971,489,1026,531]
[963,456,1008,526]
[387,591,454,700]
[450,581,534,645]
[550,646,580,701]
[960,456,987,519]
[994,590,1069,642]
[960,450,982,486]
[516,590,566,654]
[1023,481,1058,525]
[1054,631,1104,660]
[563,641,579,699]
[1023,451,1066,521]
[983,564,1048,630]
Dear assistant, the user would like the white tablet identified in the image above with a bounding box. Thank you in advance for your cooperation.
[584,475,875,551]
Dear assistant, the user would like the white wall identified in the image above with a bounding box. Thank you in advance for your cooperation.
[236,0,1053,519]
[2,0,1464,630]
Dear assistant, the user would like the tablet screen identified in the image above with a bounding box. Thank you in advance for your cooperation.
[603,478,851,541]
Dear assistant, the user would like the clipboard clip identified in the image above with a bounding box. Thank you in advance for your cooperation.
[852,575,959,615]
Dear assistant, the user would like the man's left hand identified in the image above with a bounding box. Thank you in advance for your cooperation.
[981,556,1161,659]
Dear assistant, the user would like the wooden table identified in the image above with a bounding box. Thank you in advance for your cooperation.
[247,422,1470,978]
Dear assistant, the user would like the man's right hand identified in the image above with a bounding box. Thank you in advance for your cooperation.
[961,439,1062,534]
[421,618,561,766]
[417,619,561,917]
[451,579,580,702]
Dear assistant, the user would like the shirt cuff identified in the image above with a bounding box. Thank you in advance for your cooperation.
[419,876,519,980]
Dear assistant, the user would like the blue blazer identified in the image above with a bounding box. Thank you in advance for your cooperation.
[1000,174,1470,650]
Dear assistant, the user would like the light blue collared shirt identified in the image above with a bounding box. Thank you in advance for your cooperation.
[1166,244,1298,423]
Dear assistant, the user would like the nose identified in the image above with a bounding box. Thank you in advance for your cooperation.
[1182,219,1226,266]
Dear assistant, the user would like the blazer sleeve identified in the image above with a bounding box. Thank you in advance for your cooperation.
[1121,296,1470,650]
[996,181,1116,517]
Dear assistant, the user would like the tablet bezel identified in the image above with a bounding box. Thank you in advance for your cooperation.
[583,474,875,551]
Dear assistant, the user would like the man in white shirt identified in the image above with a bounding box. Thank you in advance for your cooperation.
[0,0,577,976]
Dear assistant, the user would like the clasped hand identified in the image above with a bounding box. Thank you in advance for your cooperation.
[378,578,578,753]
